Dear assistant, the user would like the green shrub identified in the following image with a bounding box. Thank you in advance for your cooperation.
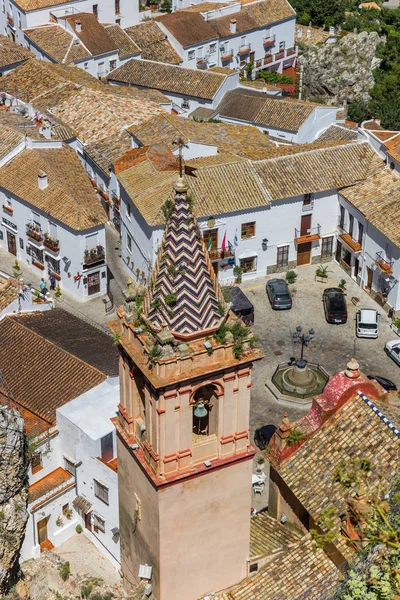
[164,293,177,306]
[285,270,298,284]
[75,524,83,534]
[80,583,93,598]
[58,561,70,581]
[287,427,304,446]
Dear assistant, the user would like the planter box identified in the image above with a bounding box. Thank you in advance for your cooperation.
[315,276,328,283]
[391,323,400,337]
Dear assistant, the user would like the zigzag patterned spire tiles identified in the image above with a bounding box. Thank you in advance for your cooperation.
[145,192,222,334]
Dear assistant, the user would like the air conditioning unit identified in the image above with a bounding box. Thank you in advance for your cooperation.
[138,564,152,580]
[144,584,152,597]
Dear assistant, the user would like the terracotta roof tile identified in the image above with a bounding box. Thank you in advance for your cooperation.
[250,512,303,557]
[155,12,217,46]
[0,34,32,69]
[62,13,117,56]
[384,133,400,162]
[104,24,140,59]
[11,310,119,377]
[107,58,229,100]
[0,123,24,161]
[24,25,90,63]
[0,145,107,230]
[339,169,400,247]
[253,141,382,199]
[0,109,75,142]
[0,317,106,425]
[0,391,48,437]
[0,279,18,312]
[318,124,359,142]
[124,23,183,66]
[85,130,132,174]
[29,467,73,503]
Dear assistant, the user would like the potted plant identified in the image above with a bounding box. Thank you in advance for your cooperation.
[391,317,400,336]
[338,279,346,290]
[56,516,64,527]
[315,264,330,283]
[351,296,360,306]
[256,455,265,472]
[285,270,297,284]
[233,265,242,284]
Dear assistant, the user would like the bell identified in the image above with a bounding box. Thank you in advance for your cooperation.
[194,401,208,418]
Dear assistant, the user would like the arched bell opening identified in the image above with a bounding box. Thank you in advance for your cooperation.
[192,384,218,438]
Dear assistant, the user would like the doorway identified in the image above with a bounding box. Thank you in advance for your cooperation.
[335,241,342,263]
[354,257,360,280]
[85,511,92,531]
[7,231,17,256]
[37,516,49,545]
[87,271,100,295]
[297,242,311,266]
[300,214,311,236]
[367,266,373,289]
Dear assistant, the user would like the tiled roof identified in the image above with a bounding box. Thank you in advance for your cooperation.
[213,536,339,600]
[0,317,105,425]
[216,89,318,132]
[124,21,182,64]
[104,24,140,59]
[29,467,73,503]
[181,2,231,11]
[62,13,117,56]
[107,58,229,100]
[155,12,217,47]
[339,169,400,247]
[128,113,280,159]
[85,130,132,174]
[277,393,400,556]
[318,124,359,142]
[0,392,48,437]
[158,0,294,46]
[0,109,75,142]
[253,141,383,199]
[384,133,400,163]
[116,148,269,226]
[0,34,32,69]
[0,123,24,161]
[11,310,119,377]
[0,58,166,144]
[250,512,303,558]
[144,182,222,335]
[0,146,107,230]
[14,0,76,12]
[0,279,18,312]
[24,25,90,64]
[295,24,332,44]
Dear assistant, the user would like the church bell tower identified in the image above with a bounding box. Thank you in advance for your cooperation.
[110,175,263,600]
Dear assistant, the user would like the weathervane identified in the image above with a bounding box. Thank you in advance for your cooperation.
[174,136,188,177]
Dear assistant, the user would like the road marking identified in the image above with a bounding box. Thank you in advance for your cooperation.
[242,284,264,291]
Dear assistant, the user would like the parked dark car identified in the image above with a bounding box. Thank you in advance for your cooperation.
[254,425,277,450]
[266,279,292,310]
[222,286,254,325]
[322,288,348,324]
[367,375,397,391]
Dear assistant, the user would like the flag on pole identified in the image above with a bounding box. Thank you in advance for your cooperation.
[233,229,239,247]
[207,235,213,252]
[221,231,227,252]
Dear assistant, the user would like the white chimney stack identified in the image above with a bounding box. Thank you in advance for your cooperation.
[297,27,302,37]
[306,29,311,38]
[75,20,81,33]
[230,18,237,34]
[38,170,48,190]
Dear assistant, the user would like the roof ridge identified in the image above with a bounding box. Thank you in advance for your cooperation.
[357,391,400,437]
[252,140,366,164]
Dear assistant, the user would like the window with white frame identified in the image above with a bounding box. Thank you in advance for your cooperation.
[279,41,285,50]
[110,59,117,71]
[64,457,76,476]
[188,49,195,60]
[94,479,109,505]
[127,233,132,253]
[84,62,89,70]
[29,246,44,265]
[17,11,21,27]
[126,202,131,219]
[2,0,5,13]
[45,254,60,274]
[197,46,203,58]
[209,42,217,54]
[240,256,256,273]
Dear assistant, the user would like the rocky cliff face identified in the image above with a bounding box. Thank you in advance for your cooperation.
[299,31,380,106]
[0,405,29,595]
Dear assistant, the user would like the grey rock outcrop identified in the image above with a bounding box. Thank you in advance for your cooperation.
[0,405,29,595]
[299,31,380,106]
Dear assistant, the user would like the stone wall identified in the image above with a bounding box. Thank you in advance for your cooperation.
[0,406,28,595]
[267,260,297,275]
[312,254,332,265]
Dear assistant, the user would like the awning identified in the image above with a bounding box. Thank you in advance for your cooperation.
[73,495,92,514]
[238,250,257,259]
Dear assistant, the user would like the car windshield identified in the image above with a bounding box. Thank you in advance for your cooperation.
[276,294,290,300]
[359,323,377,329]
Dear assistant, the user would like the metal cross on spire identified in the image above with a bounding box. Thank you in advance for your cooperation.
[174,136,188,177]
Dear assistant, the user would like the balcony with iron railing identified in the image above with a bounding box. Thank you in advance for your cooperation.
[83,245,105,269]
[337,224,362,253]
[43,232,60,253]
[196,56,208,69]
[375,251,394,275]
[221,49,233,61]
[26,221,43,243]
[209,247,234,261]
[237,42,251,55]
[263,34,276,47]
[294,224,321,244]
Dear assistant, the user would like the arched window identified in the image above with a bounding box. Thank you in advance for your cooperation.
[192,384,218,437]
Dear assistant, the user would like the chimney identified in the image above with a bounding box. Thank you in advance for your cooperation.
[306,29,311,38]
[274,412,291,452]
[38,170,48,190]
[229,18,236,34]
[75,20,81,33]
[297,27,302,37]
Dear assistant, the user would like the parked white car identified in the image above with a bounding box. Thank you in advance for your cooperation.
[356,308,379,338]
[385,340,400,366]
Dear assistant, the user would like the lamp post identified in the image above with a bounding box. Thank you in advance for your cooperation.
[292,326,315,366]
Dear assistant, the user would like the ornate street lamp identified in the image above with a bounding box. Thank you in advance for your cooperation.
[292,326,315,365]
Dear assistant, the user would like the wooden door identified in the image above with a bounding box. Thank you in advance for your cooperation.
[37,517,48,544]
[354,257,359,279]
[7,231,16,256]
[87,271,100,296]
[297,242,311,266]
[85,511,92,531]
[205,228,218,251]
[335,240,342,263]
[367,267,373,289]
[300,214,311,236]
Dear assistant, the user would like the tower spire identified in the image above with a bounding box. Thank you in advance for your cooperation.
[143,173,224,338]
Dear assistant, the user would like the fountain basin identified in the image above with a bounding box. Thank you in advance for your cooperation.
[266,361,329,406]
